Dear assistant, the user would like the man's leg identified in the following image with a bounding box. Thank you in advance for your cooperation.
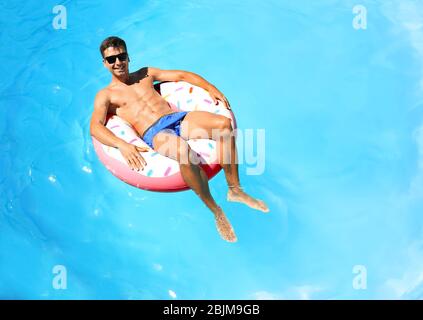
[152,131,237,242]
[180,111,269,212]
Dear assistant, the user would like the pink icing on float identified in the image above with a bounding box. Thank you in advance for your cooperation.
[92,81,237,192]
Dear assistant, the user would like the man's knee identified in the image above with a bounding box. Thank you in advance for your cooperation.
[212,118,233,140]
[172,140,199,165]
[154,135,190,162]
[219,117,232,131]
[176,141,190,163]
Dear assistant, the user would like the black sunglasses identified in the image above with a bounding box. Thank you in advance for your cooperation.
[104,52,128,64]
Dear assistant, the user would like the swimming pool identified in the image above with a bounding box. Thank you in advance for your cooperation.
[1,0,423,299]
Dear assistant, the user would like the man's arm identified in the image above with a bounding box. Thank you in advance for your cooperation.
[90,90,148,171]
[147,67,231,109]
[148,67,212,90]
[90,90,126,148]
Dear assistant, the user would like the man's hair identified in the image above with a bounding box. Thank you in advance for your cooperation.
[99,36,127,57]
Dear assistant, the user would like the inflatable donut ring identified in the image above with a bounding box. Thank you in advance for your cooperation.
[92,81,237,192]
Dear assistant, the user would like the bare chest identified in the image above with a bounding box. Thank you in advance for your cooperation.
[109,76,155,110]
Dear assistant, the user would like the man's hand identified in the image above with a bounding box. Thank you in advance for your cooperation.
[117,142,149,171]
[208,86,231,110]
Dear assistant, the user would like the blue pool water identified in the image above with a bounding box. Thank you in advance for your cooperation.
[2,0,423,299]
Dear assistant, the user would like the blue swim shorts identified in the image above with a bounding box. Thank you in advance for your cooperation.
[142,111,188,149]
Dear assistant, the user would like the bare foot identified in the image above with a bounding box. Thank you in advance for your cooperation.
[227,187,270,213]
[213,207,237,242]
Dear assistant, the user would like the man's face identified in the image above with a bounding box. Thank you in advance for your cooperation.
[102,46,129,77]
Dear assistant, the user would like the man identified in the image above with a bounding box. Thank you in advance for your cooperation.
[90,36,269,242]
